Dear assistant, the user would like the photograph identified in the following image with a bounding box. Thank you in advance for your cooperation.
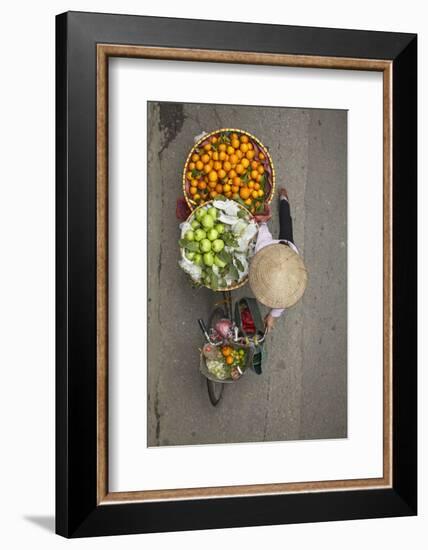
[147,100,348,446]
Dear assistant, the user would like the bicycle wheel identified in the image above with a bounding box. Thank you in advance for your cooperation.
[206,307,226,406]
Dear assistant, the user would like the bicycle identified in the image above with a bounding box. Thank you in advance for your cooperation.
[198,291,267,406]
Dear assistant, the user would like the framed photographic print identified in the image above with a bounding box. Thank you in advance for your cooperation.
[56,11,417,537]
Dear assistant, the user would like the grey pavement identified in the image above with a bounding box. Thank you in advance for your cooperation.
[147,101,347,446]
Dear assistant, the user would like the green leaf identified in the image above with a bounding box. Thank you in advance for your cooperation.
[237,209,248,219]
[217,249,233,265]
[214,194,227,201]
[222,232,238,248]
[178,238,187,248]
[228,264,239,281]
[259,174,266,190]
[183,241,201,252]
[191,169,203,178]
[210,272,219,290]
[234,257,245,272]
[218,132,231,144]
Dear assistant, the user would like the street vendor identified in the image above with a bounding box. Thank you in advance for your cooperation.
[250,187,308,332]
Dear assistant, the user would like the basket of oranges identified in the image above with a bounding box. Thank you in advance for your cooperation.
[183,129,275,214]
[200,341,255,383]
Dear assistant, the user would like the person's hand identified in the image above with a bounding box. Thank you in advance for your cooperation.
[254,204,272,223]
[264,313,276,332]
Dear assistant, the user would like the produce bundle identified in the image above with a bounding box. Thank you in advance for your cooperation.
[178,199,258,290]
[202,343,248,381]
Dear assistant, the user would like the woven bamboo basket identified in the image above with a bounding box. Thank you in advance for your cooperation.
[180,200,258,292]
[182,128,276,211]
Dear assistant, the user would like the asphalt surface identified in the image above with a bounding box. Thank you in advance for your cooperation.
[147,101,347,446]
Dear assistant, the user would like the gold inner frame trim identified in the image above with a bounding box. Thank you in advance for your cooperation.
[96,43,393,505]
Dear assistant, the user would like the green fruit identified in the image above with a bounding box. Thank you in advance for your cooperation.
[185,230,194,241]
[195,208,206,222]
[193,253,203,266]
[194,229,206,242]
[203,252,214,266]
[207,228,219,241]
[215,223,225,235]
[191,220,201,230]
[201,215,214,229]
[186,251,195,260]
[214,256,227,268]
[212,239,225,253]
[207,207,218,220]
[200,239,212,253]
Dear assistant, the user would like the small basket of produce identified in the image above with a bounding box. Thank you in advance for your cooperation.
[183,128,275,214]
[200,342,254,384]
[178,199,258,291]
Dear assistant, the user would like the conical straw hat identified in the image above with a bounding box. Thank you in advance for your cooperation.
[249,244,308,308]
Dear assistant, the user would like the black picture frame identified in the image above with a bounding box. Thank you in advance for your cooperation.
[56,11,417,538]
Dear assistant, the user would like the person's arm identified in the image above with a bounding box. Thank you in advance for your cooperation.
[264,308,285,331]
[255,222,274,252]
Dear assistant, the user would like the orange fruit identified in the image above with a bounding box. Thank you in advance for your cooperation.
[194,193,201,200]
[211,136,218,143]
[232,193,240,200]
[227,145,235,155]
[198,181,207,190]
[241,158,250,168]
[233,176,241,186]
[258,165,265,174]
[235,164,244,175]
[240,143,249,153]
[210,190,218,198]
[225,191,232,198]
[251,161,258,169]
[226,356,234,365]
[251,170,259,180]
[244,198,252,206]
[228,169,237,179]
[248,181,255,189]
[203,143,212,151]
[190,186,197,195]
[229,154,238,165]
[254,182,260,190]
[231,133,238,140]
[212,151,219,161]
[258,152,265,161]
[247,142,253,150]
[219,151,227,161]
[203,164,212,174]
[258,189,264,197]
[240,135,249,143]
[231,139,240,149]
[236,150,243,159]
[252,190,259,199]
[231,185,239,193]
[240,187,251,200]
[208,181,217,189]
[208,171,218,182]
[189,162,196,170]
[218,143,227,152]
[223,161,232,173]
[195,160,203,171]
[222,346,231,357]
[191,153,200,162]
[212,161,221,171]
[215,184,223,193]
[201,153,210,164]
[223,183,231,193]
[246,150,255,160]
[186,171,193,180]
[218,169,227,180]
